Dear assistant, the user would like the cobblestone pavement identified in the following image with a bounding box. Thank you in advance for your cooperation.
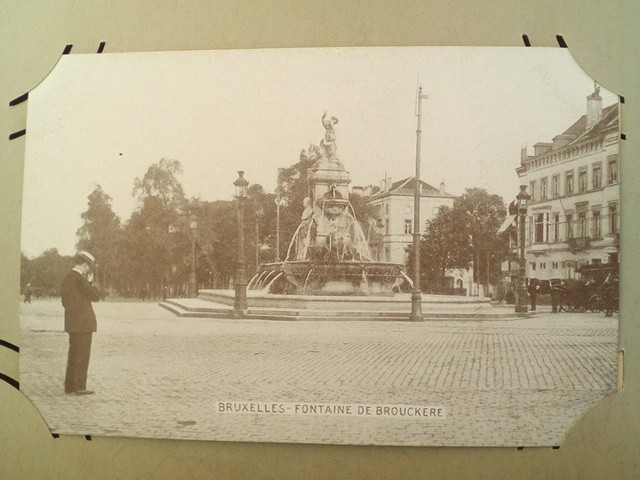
[18,299,618,447]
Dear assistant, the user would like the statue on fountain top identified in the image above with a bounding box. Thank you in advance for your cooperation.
[321,112,339,161]
[311,112,344,170]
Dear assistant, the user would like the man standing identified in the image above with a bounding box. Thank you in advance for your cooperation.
[61,251,101,395]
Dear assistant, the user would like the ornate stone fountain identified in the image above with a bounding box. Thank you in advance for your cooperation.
[248,113,408,296]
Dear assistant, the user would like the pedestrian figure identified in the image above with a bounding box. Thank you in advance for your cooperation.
[527,278,539,311]
[61,251,101,395]
[602,273,619,317]
[496,281,505,305]
[23,283,33,303]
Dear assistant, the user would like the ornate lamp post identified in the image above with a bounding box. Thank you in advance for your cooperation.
[515,185,531,313]
[410,86,428,322]
[189,214,198,297]
[233,171,249,318]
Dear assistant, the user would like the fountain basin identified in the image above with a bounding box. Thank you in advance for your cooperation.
[249,261,407,296]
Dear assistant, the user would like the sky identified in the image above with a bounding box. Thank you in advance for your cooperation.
[21,47,618,258]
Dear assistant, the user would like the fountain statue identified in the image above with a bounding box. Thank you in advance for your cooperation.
[248,113,410,296]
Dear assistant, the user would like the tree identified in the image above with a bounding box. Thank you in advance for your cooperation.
[76,185,121,289]
[21,249,72,297]
[114,159,189,298]
[133,158,186,210]
[417,188,508,293]
[276,150,317,257]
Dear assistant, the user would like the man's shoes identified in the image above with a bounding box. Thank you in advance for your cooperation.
[73,389,95,395]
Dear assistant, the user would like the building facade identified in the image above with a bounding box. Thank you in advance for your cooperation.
[516,89,620,280]
[356,176,475,294]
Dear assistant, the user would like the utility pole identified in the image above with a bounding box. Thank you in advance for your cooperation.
[410,86,428,322]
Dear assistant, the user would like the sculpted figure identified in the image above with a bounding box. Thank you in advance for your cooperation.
[297,197,315,261]
[320,112,339,163]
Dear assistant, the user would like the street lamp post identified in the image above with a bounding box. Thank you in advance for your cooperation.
[189,214,198,298]
[515,185,531,314]
[233,171,249,318]
[410,86,428,322]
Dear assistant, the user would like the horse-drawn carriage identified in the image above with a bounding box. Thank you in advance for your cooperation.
[544,264,618,315]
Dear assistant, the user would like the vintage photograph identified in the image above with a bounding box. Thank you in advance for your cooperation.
[19,47,620,446]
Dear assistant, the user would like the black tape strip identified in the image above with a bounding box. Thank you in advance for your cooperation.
[619,95,625,104]
[552,446,560,450]
[522,34,531,47]
[9,129,26,140]
[52,433,60,439]
[9,92,29,107]
[517,447,524,451]
[85,435,92,441]
[0,339,19,353]
[556,35,568,48]
[0,372,20,390]
[97,41,106,53]
[621,133,627,140]
[62,44,73,55]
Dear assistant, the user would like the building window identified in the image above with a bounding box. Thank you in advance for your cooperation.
[404,219,412,235]
[592,210,601,238]
[565,171,574,195]
[385,219,390,235]
[577,211,587,238]
[578,168,587,192]
[552,175,560,197]
[552,261,559,269]
[384,246,391,262]
[529,180,536,202]
[608,155,619,184]
[534,213,544,243]
[593,163,602,189]
[566,213,574,239]
[540,177,548,199]
[609,203,618,234]
[552,213,560,242]
[534,213,550,243]
[385,203,390,215]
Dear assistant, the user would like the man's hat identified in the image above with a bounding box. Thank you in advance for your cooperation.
[77,251,95,264]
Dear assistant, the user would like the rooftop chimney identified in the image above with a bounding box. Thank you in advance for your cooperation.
[586,84,603,131]
[439,181,445,195]
[533,142,553,156]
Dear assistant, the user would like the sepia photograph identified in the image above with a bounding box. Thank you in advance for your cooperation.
[19,46,620,447]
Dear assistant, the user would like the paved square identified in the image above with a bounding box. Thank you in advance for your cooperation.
[19,299,618,447]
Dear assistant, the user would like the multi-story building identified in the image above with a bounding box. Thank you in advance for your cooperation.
[355,176,475,294]
[516,88,620,280]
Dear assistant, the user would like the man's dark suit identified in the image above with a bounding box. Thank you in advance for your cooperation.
[61,269,101,393]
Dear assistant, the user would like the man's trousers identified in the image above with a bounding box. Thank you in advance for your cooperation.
[64,332,92,393]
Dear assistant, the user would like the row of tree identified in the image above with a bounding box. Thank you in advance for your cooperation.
[20,152,378,299]
[21,154,511,300]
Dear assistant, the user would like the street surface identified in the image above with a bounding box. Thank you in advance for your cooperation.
[19,299,618,447]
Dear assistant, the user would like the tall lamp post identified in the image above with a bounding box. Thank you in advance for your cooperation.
[189,214,198,297]
[515,185,531,313]
[233,171,249,318]
[410,86,428,322]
